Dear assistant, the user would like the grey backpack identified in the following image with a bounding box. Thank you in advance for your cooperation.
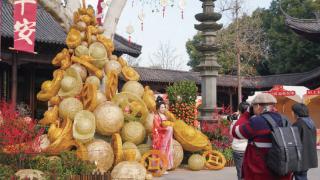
[262,114,303,176]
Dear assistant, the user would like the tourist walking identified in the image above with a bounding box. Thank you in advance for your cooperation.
[229,102,250,180]
[292,103,318,180]
[231,93,292,180]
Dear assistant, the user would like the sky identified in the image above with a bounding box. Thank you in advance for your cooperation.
[97,0,274,70]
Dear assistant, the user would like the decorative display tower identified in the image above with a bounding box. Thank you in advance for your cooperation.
[195,0,223,123]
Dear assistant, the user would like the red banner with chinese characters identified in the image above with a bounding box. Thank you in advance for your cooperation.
[13,0,37,53]
[265,85,296,96]
[306,89,320,96]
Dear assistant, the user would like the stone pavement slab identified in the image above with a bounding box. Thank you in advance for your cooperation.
[154,151,320,180]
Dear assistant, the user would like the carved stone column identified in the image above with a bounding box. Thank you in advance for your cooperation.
[195,0,222,123]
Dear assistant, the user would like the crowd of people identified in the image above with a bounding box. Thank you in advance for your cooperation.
[230,93,318,180]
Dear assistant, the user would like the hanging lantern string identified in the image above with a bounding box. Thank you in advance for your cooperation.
[181,9,184,19]
[141,22,144,31]
[179,0,186,20]
[163,6,166,18]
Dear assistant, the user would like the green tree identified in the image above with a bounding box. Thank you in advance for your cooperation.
[186,0,320,75]
[259,0,320,74]
[186,33,203,71]
[186,10,267,75]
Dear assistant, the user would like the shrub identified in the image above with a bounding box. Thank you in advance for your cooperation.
[28,151,95,179]
[0,101,44,154]
[0,164,15,180]
[167,81,198,126]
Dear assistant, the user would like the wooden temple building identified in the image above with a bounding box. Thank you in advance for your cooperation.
[1,0,320,119]
[284,11,320,43]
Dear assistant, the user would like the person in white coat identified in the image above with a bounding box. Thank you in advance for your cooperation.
[229,102,250,180]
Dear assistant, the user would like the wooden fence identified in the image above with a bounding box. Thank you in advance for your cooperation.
[69,172,111,180]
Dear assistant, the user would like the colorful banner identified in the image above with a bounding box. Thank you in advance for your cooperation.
[13,0,37,53]
[307,89,320,96]
[266,85,296,96]
[96,0,104,25]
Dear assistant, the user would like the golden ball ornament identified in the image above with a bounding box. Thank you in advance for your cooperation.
[111,161,147,180]
[58,97,83,120]
[188,154,205,171]
[171,139,184,169]
[86,139,114,173]
[85,76,100,88]
[94,102,124,136]
[121,121,146,145]
[71,63,87,81]
[121,81,144,98]
[104,60,122,74]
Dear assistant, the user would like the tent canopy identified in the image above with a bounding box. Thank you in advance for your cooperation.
[247,85,309,122]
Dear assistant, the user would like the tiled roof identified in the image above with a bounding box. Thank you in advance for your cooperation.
[134,67,201,84]
[285,14,320,42]
[133,66,320,89]
[1,0,142,57]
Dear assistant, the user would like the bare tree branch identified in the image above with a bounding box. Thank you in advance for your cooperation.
[149,42,184,70]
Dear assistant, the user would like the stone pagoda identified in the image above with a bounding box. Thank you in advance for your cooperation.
[195,0,223,123]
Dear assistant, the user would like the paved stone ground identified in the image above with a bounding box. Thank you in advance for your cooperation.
[154,151,320,180]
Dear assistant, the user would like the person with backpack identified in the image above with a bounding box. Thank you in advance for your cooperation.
[292,103,318,180]
[229,102,250,180]
[231,93,293,180]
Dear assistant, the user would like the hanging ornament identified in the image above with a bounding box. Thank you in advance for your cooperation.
[97,0,104,25]
[138,10,145,31]
[126,24,135,45]
[160,0,168,18]
[132,0,134,8]
[178,0,186,20]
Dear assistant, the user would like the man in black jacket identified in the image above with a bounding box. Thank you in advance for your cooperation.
[292,103,318,180]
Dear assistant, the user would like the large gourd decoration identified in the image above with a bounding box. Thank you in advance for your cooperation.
[34,0,225,177]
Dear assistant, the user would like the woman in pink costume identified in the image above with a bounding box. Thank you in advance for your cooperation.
[152,96,174,170]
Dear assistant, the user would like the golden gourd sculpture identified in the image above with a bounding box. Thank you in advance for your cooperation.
[33,1,226,177]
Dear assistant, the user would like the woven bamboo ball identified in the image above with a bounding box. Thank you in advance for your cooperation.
[58,97,83,120]
[86,139,114,173]
[121,81,144,98]
[188,154,205,171]
[171,139,184,169]
[111,161,147,180]
[94,102,124,136]
[121,121,146,145]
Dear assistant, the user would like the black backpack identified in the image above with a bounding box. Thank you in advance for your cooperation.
[262,114,303,176]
